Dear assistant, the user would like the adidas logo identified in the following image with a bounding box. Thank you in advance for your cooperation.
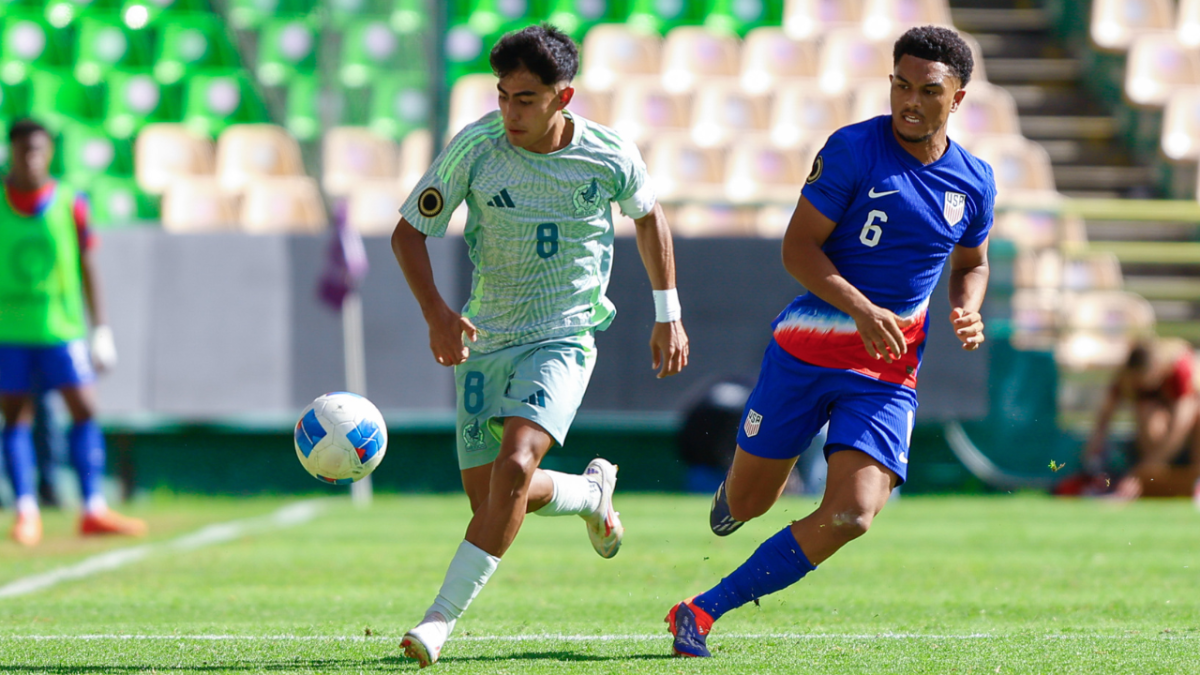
[486,188,515,208]
[523,389,546,407]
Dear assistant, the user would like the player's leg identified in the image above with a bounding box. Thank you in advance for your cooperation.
[32,388,61,508]
[711,447,798,535]
[461,461,556,515]
[0,346,40,545]
[46,341,145,536]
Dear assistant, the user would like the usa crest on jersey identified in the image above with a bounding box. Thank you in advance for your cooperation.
[943,191,966,226]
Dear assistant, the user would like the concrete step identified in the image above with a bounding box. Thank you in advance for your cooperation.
[1019,115,1117,140]
[999,84,1109,116]
[1125,276,1200,301]
[951,8,1051,32]
[986,58,1081,82]
[1053,165,1156,190]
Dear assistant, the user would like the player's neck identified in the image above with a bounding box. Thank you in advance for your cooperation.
[890,126,949,165]
[4,174,50,192]
[524,114,574,155]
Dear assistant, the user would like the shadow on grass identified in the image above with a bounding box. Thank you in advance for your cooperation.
[439,650,677,664]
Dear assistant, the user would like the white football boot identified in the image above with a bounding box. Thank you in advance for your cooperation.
[401,610,455,668]
[583,458,624,558]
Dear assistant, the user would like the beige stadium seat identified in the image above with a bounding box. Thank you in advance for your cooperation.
[740,28,819,95]
[645,133,725,203]
[770,84,849,148]
[1063,252,1124,291]
[848,79,892,124]
[960,32,989,83]
[161,177,238,233]
[1013,248,1064,289]
[1160,87,1200,160]
[725,135,813,204]
[1180,0,1200,47]
[816,27,893,96]
[1056,291,1155,370]
[239,176,328,234]
[322,127,398,198]
[447,74,500,141]
[609,76,691,145]
[783,0,864,41]
[861,0,952,41]
[690,82,769,148]
[581,24,661,92]
[1124,32,1200,107]
[947,82,1021,145]
[215,124,304,195]
[755,204,795,238]
[567,86,611,126]
[660,27,741,95]
[1090,0,1174,52]
[134,124,215,196]
[347,180,403,235]
[1010,288,1061,351]
[991,210,1086,249]
[672,204,759,237]
[398,128,433,197]
[969,135,1058,206]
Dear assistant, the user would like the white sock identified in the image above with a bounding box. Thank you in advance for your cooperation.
[428,541,501,623]
[533,470,601,517]
[85,495,108,515]
[16,495,38,516]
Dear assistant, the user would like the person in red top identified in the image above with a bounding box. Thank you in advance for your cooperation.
[1083,337,1200,498]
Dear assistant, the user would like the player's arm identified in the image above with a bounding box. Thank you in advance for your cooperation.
[947,240,990,351]
[391,217,477,367]
[782,196,911,363]
[633,203,688,378]
[1083,379,1122,471]
[75,194,116,371]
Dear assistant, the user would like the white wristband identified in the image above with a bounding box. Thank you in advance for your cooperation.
[653,288,681,323]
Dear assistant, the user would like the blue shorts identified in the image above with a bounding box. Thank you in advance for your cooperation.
[736,339,917,484]
[0,341,95,394]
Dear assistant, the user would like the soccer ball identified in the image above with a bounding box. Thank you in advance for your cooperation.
[294,392,388,485]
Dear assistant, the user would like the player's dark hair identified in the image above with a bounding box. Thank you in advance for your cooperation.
[9,118,48,143]
[893,25,973,87]
[1126,341,1150,370]
[490,23,579,85]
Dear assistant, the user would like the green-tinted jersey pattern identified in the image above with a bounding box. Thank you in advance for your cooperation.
[400,111,656,355]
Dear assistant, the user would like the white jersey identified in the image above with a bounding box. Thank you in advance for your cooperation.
[400,110,656,354]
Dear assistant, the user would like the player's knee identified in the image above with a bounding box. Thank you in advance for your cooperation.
[493,451,538,492]
[829,508,874,541]
[727,491,770,523]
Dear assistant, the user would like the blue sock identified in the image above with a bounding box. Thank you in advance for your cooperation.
[69,421,106,509]
[3,423,37,503]
[693,526,817,621]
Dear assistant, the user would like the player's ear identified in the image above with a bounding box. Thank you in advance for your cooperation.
[558,85,575,110]
[949,88,966,112]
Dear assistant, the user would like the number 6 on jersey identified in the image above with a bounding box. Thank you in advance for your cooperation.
[860,210,886,247]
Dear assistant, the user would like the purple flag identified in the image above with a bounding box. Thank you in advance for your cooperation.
[318,201,369,309]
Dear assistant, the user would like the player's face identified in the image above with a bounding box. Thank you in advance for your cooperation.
[497,68,572,153]
[889,55,966,145]
[9,131,53,186]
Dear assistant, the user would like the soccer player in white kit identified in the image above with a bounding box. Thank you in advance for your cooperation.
[391,24,689,667]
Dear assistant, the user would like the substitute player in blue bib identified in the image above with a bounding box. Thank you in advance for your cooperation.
[666,26,996,656]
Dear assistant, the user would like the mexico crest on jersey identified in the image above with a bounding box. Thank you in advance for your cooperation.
[943,191,966,226]
[573,178,603,215]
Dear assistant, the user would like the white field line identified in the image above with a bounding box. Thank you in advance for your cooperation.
[2,633,1196,642]
[0,501,324,600]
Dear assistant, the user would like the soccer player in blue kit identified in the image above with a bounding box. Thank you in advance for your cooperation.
[666,26,996,656]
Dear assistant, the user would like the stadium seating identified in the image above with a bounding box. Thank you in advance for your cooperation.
[104,69,173,139]
[153,14,240,85]
[815,27,893,96]
[969,135,1059,206]
[0,13,69,85]
[161,176,239,232]
[861,0,952,41]
[339,19,402,88]
[215,123,304,195]
[724,135,813,204]
[783,0,863,41]
[609,77,692,146]
[580,24,662,92]
[60,121,132,190]
[1180,0,1200,47]
[183,71,269,136]
[88,174,159,226]
[1159,87,1200,160]
[645,133,725,202]
[239,176,328,233]
[28,69,97,132]
[946,81,1021,146]
[397,127,432,196]
[322,126,398,198]
[284,73,321,141]
[346,179,403,234]
[1089,0,1174,52]
[626,0,700,34]
[1055,291,1156,370]
[689,84,769,148]
[739,27,819,95]
[565,86,611,126]
[256,17,318,87]
[74,15,153,86]
[660,26,741,94]
[447,73,499,140]
[134,123,215,195]
[546,0,628,40]
[769,84,849,148]
[1123,32,1200,107]
[367,73,431,140]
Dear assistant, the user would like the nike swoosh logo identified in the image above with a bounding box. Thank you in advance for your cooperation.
[868,188,899,198]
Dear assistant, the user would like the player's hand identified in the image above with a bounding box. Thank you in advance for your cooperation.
[427,305,477,367]
[851,305,912,363]
[90,325,117,373]
[650,320,689,378]
[950,307,984,351]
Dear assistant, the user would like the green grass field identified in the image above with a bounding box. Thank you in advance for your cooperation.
[2,492,1198,673]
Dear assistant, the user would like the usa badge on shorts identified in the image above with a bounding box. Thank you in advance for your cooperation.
[943,191,966,226]
[744,410,763,437]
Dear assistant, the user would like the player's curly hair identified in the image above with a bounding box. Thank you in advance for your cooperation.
[8,118,48,143]
[490,23,579,85]
[893,25,974,87]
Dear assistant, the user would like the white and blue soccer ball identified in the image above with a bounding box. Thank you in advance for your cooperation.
[294,392,388,485]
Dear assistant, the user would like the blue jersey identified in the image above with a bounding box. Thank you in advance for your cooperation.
[773,115,996,388]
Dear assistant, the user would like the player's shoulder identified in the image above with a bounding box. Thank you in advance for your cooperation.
[947,142,997,197]
[572,113,641,161]
[824,115,888,154]
[442,111,508,160]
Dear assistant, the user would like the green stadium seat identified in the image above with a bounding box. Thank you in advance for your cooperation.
[153,14,240,85]
[390,0,429,34]
[104,69,175,138]
[0,13,70,85]
[546,0,629,40]
[627,0,701,34]
[0,78,29,118]
[119,0,209,30]
[75,15,153,86]
[284,73,321,141]
[182,70,269,137]
[703,0,783,37]
[339,18,402,87]
[59,121,133,190]
[44,0,124,28]
[324,0,391,29]
[28,69,98,131]
[368,72,429,140]
[86,174,159,226]
[257,17,317,87]
[227,0,318,31]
